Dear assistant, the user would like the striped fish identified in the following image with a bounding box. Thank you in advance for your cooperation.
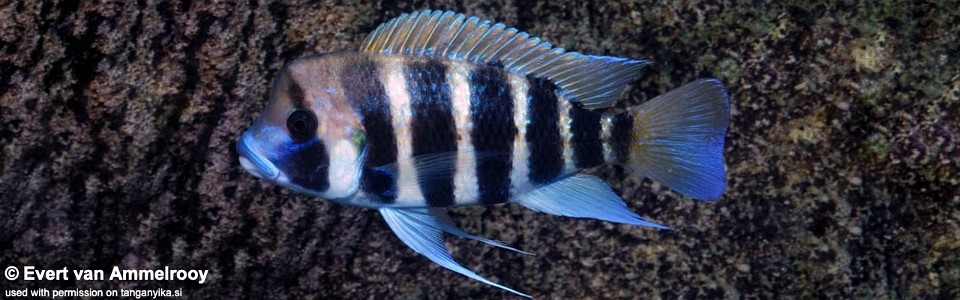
[237,9,729,297]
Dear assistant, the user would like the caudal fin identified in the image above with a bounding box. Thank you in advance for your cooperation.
[622,79,730,200]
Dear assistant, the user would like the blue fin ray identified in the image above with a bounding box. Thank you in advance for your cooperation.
[373,151,510,198]
[624,79,730,200]
[517,174,668,229]
[360,9,647,109]
[379,208,531,298]
[429,208,533,255]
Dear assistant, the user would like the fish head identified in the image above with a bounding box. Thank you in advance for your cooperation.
[237,55,364,201]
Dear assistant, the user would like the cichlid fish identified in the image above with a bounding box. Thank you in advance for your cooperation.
[237,9,729,297]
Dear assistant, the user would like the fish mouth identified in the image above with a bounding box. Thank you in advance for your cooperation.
[237,132,280,180]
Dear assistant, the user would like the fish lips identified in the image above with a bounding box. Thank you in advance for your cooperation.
[237,132,281,180]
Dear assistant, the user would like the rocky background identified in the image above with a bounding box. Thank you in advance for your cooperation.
[2,0,958,298]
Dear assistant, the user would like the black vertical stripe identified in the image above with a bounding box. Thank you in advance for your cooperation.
[407,59,457,207]
[281,71,330,193]
[469,66,515,204]
[341,57,397,203]
[282,70,329,192]
[570,103,604,169]
[286,73,307,108]
[526,76,564,185]
[283,137,330,192]
[611,113,634,163]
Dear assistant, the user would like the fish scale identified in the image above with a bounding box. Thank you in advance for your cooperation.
[467,63,517,205]
[236,9,730,298]
[406,59,457,207]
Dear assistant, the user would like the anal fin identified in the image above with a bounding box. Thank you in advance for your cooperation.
[517,174,668,229]
[379,208,531,298]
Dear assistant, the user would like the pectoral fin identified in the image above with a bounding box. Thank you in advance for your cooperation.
[373,151,509,203]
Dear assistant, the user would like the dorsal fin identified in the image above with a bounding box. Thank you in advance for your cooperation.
[360,9,649,109]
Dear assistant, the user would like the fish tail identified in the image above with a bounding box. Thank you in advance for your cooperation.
[618,79,730,200]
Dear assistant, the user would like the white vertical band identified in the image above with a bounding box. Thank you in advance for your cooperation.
[508,73,532,198]
[448,62,479,205]
[600,115,614,163]
[558,95,575,173]
[381,60,424,204]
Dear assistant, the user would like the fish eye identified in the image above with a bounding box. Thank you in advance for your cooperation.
[286,109,317,142]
